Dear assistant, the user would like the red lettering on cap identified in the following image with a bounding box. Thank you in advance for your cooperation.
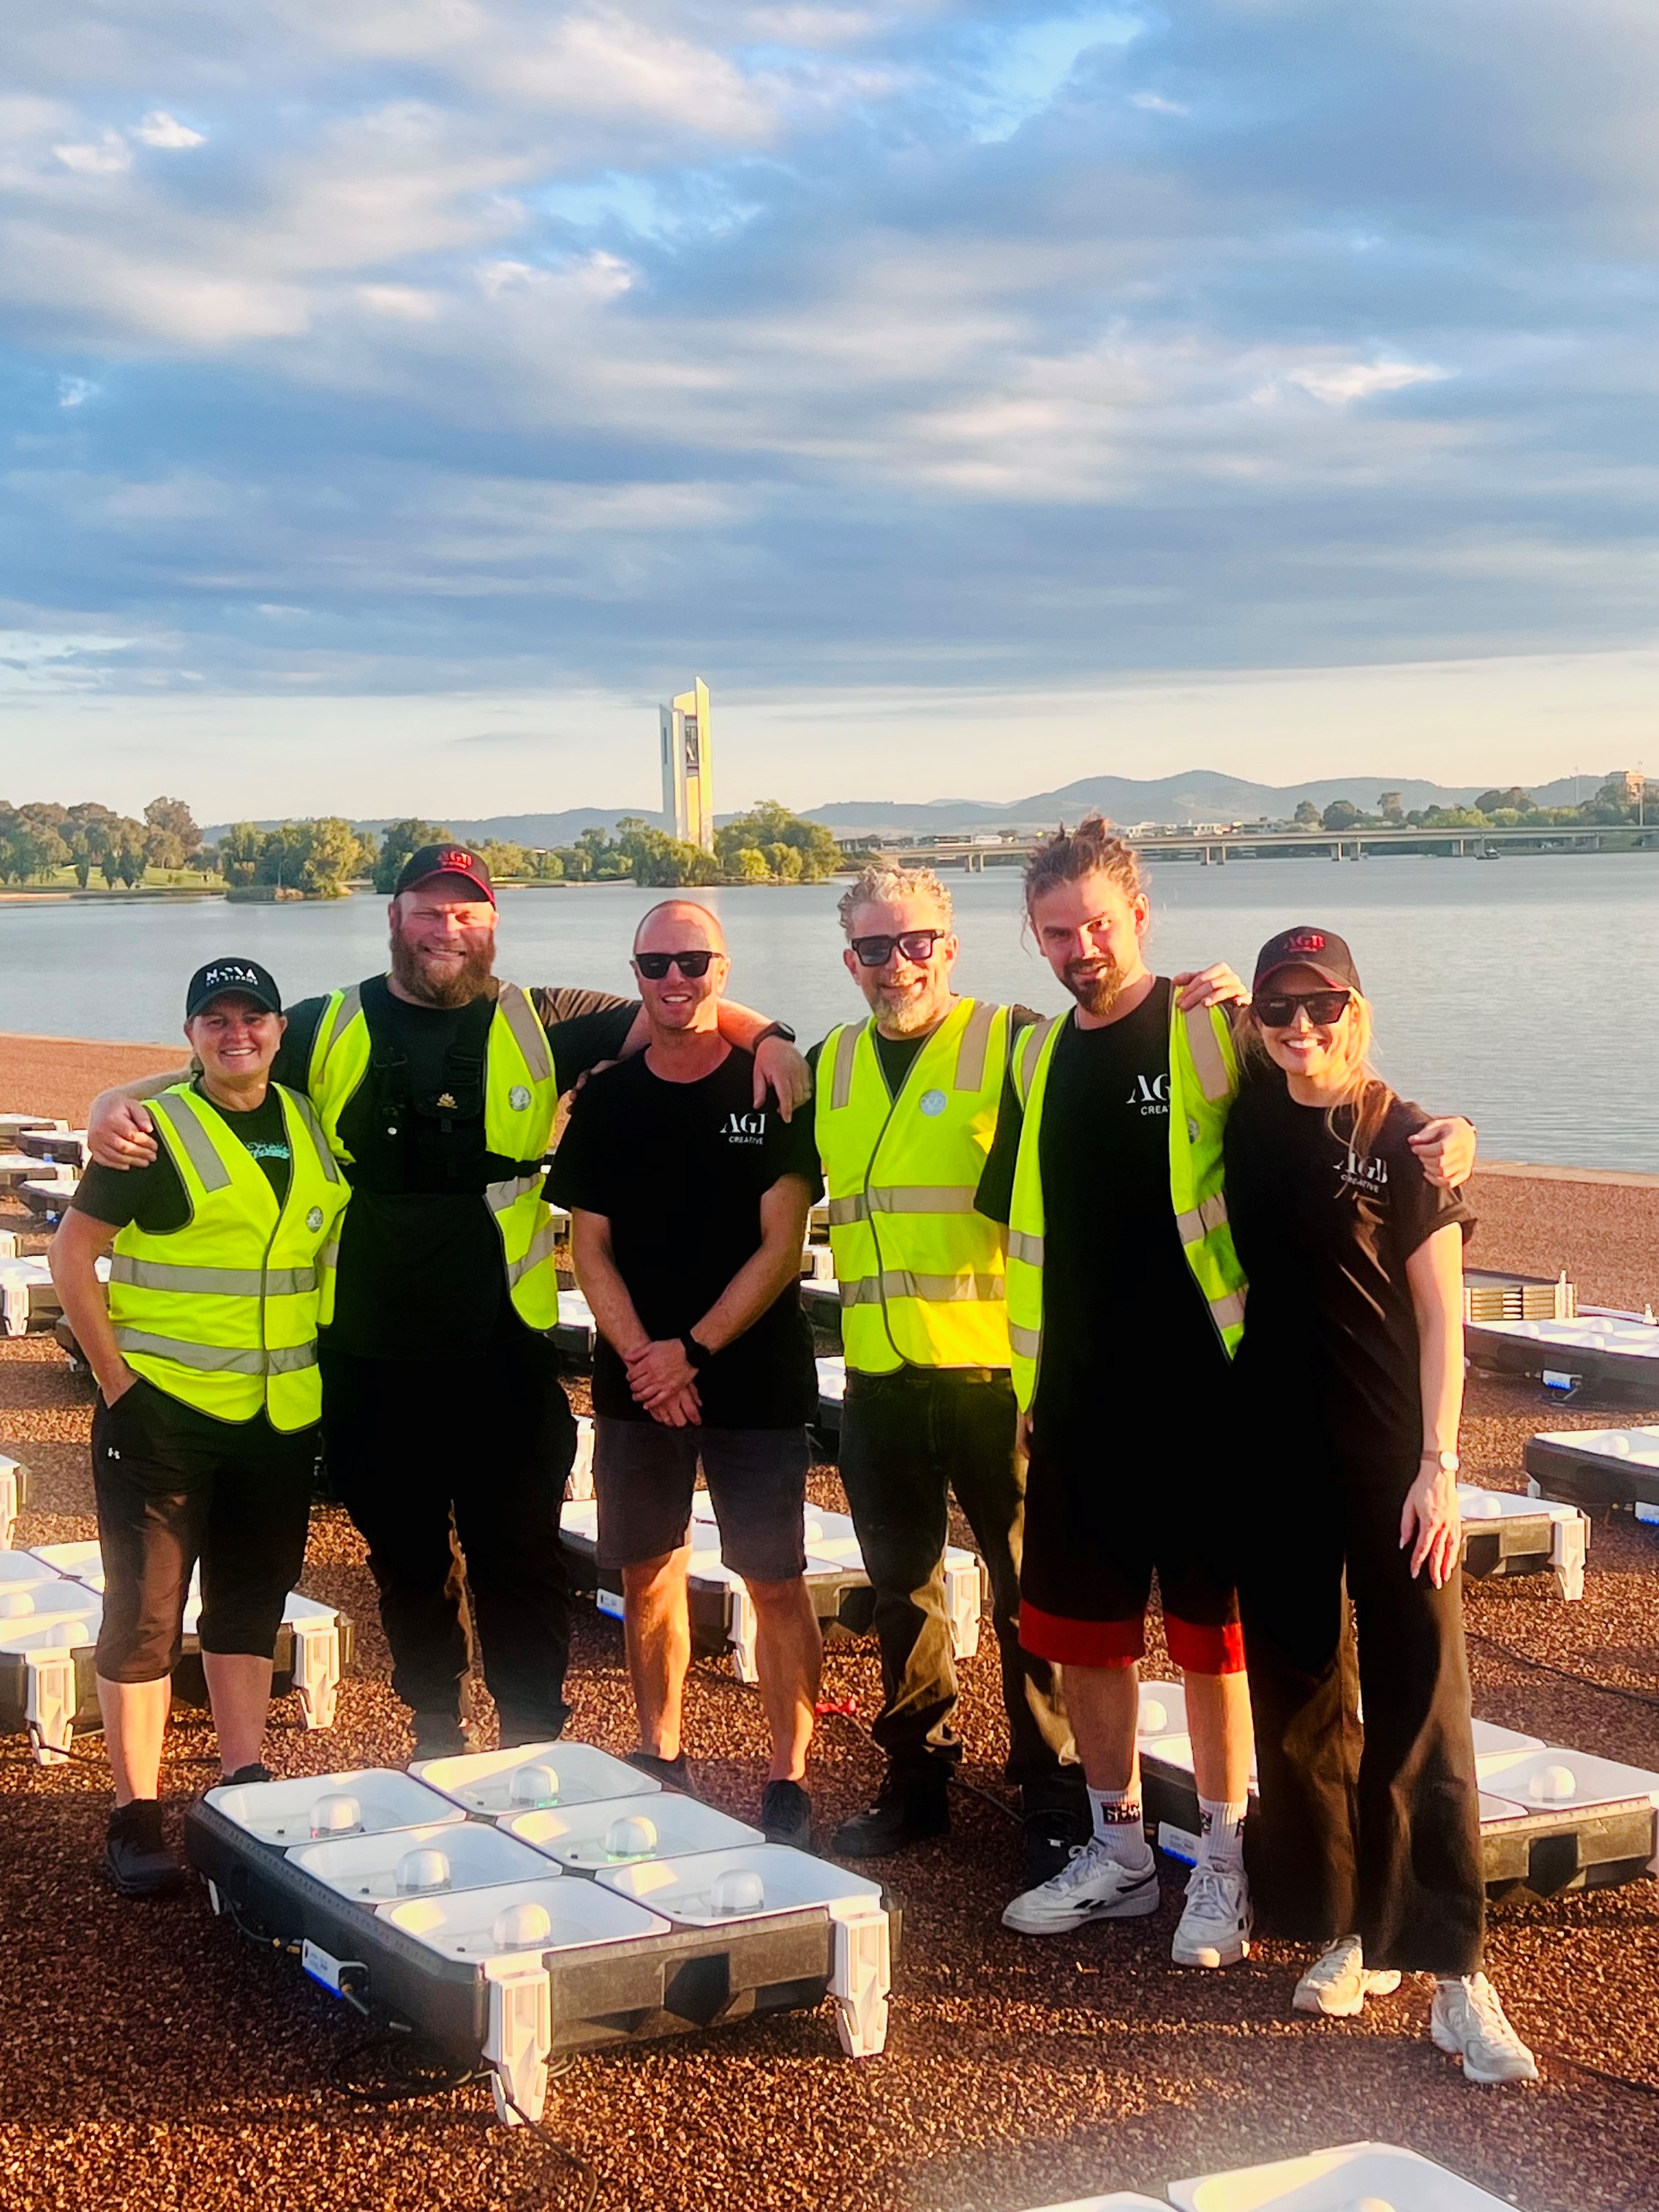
[1284,930,1325,952]
[440,849,476,871]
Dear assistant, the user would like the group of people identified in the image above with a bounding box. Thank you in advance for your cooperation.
[58,822,1538,2088]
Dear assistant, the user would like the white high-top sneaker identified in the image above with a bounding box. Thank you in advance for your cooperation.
[1293,1935,1403,2017]
[1431,1974,1540,2084]
[1170,1864,1252,1968]
[1001,1835,1160,1936]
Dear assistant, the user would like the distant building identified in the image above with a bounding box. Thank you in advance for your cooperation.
[660,678,715,851]
[1619,768,1648,805]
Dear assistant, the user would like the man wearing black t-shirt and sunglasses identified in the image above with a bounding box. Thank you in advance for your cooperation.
[85,852,809,1759]
[550,901,823,1846]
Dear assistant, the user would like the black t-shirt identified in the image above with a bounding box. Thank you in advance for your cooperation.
[274,979,637,1362]
[548,1045,822,1426]
[1224,1070,1473,1467]
[74,1082,293,1233]
[976,980,1227,1425]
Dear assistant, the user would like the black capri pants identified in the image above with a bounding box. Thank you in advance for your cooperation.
[1238,1448,1486,1977]
[93,1377,317,1684]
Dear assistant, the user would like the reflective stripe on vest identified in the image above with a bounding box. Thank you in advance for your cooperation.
[815,998,1011,1373]
[1004,998,1249,1410]
[107,1083,346,1431]
[309,979,562,1332]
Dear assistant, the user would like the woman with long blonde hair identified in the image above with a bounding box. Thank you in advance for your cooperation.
[1223,925,1538,2085]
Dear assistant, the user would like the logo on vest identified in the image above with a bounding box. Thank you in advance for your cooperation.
[919,1088,948,1117]
[1125,1071,1170,1117]
[509,1084,531,1111]
[723,1110,764,1144]
[306,1205,324,1232]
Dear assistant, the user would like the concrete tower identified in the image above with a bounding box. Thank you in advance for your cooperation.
[660,677,714,851]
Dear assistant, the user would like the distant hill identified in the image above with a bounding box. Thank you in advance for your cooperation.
[203,770,1619,846]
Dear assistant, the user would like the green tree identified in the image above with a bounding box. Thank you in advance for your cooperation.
[1293,801,1320,827]
[1321,800,1360,832]
[715,799,839,881]
[553,843,591,881]
[761,840,803,881]
[63,801,118,887]
[257,817,361,897]
[726,845,771,883]
[1474,787,1533,816]
[530,849,565,881]
[107,816,148,887]
[373,818,452,895]
[1377,791,1404,821]
[217,823,265,888]
[478,839,530,881]
[143,794,201,870]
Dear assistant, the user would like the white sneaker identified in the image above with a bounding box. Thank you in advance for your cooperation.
[1431,1974,1540,2084]
[1293,1935,1403,2017]
[1001,1835,1160,1936]
[1171,1864,1252,1967]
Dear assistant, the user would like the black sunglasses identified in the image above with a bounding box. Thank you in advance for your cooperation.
[1255,989,1352,1028]
[849,929,946,968]
[633,949,718,979]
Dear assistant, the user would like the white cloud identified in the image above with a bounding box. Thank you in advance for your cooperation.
[1287,359,1452,404]
[57,374,99,407]
[133,110,205,149]
[1130,91,1189,113]
[53,133,132,176]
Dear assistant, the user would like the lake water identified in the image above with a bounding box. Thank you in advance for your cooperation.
[1,854,1655,1170]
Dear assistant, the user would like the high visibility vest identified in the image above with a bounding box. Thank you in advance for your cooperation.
[816,998,1012,1373]
[1005,996,1248,1411]
[107,1083,347,1432]
[306,979,563,1332]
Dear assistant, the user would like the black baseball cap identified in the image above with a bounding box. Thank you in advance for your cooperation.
[186,958,283,1021]
[1252,925,1362,995]
[394,843,496,906]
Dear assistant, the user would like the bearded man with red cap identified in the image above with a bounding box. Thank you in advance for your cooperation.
[86,844,808,1755]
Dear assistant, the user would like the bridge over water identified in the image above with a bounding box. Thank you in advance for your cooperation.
[841,823,1658,870]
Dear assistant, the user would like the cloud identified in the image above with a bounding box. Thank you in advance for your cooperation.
[132,110,205,149]
[2,0,1659,810]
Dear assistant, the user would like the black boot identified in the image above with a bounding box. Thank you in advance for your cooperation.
[411,1712,469,1758]
[832,1765,950,1856]
[1019,1791,1091,1889]
[104,1800,185,1898]
[624,1748,696,1795]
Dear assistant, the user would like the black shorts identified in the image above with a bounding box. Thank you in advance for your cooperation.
[93,1377,317,1683]
[592,1419,810,1585]
[1018,1410,1244,1674]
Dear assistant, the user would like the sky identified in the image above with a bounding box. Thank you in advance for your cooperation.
[2,0,1657,820]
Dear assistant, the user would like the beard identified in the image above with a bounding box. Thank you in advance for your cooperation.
[389,925,497,1008]
[1061,952,1128,1017]
[871,981,944,1036]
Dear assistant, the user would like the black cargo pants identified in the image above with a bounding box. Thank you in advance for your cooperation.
[838,1366,1080,1800]
[321,1321,578,1742]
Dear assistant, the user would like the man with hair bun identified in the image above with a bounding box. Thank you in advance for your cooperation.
[979,816,1476,1970]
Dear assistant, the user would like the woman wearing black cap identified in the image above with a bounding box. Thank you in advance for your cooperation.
[1222,926,1537,2085]
[50,960,347,1896]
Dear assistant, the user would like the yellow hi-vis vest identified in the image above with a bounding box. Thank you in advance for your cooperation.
[108,1083,347,1432]
[816,997,1012,1373]
[1005,996,1248,1411]
[306,979,562,1332]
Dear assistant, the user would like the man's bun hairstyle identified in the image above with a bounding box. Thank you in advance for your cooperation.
[1022,813,1144,908]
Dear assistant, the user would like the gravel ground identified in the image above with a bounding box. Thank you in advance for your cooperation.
[1,1042,1656,2211]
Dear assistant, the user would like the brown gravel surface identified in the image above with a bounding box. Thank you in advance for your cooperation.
[1,1077,1658,2210]
[0,1034,181,1127]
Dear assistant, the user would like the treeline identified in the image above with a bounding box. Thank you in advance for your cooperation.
[0,797,204,887]
[0,794,840,896]
[373,801,840,892]
[1293,778,1657,834]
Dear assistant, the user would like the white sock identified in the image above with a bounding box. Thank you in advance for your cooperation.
[1087,1786,1154,1865]
[1197,1797,1247,1873]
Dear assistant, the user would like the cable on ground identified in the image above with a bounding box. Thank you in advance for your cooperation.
[1465,1630,1659,1712]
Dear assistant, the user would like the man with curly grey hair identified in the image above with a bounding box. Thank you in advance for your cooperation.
[809,861,1086,1881]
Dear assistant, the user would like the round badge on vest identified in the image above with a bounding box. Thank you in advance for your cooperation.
[919,1088,948,1117]
[306,1205,324,1232]
[509,1084,531,1110]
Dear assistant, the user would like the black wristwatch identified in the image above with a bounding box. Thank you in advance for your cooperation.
[752,1020,797,1047]
[680,1332,713,1372]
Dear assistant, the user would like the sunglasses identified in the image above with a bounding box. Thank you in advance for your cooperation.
[633,949,718,979]
[1255,989,1352,1028]
[849,929,946,968]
